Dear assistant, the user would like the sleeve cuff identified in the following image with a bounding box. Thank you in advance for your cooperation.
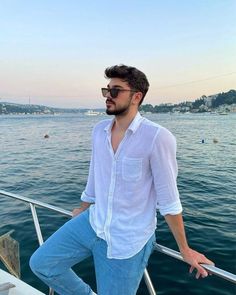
[81,191,95,203]
[158,200,183,216]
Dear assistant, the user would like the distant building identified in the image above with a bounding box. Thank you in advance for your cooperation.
[204,94,218,107]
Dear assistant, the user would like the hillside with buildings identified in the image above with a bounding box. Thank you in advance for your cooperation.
[0,102,83,115]
[140,89,236,114]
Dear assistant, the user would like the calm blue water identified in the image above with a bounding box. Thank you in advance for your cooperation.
[0,113,235,295]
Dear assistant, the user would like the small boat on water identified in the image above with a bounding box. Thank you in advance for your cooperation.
[218,111,229,115]
[84,110,101,116]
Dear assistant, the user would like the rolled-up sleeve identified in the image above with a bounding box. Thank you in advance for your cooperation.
[81,130,96,203]
[150,127,182,216]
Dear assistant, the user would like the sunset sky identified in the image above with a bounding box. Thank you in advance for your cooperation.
[1,0,236,108]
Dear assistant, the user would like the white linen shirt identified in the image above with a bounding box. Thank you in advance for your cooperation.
[81,112,182,259]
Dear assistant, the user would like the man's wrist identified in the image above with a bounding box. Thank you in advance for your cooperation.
[179,244,191,255]
[80,201,92,210]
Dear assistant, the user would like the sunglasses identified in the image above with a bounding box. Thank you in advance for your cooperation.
[101,88,137,99]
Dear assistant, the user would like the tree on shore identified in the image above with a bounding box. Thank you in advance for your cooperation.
[212,90,236,108]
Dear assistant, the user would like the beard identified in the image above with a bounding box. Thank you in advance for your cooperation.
[106,99,132,116]
[106,105,130,116]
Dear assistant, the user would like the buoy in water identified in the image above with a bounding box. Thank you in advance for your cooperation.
[44,134,49,139]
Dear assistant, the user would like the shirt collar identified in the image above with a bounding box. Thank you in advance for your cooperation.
[104,112,143,134]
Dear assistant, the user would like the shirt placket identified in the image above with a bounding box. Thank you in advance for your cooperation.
[104,130,130,257]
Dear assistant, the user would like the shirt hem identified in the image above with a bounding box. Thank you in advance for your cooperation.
[106,231,156,260]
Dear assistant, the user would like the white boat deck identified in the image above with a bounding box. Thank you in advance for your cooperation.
[0,269,45,295]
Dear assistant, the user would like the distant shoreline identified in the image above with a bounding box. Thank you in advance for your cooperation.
[1,89,235,115]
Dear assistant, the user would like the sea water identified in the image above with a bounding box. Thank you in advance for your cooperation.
[0,113,235,295]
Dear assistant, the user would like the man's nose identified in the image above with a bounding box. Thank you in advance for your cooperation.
[106,90,112,98]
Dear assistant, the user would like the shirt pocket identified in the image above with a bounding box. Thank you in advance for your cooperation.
[122,157,142,181]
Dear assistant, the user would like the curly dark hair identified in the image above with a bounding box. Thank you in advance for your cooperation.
[104,64,149,106]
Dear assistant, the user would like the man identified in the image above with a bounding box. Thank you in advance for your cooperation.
[30,65,214,295]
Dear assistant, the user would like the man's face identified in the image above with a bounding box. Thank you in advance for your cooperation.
[105,78,135,116]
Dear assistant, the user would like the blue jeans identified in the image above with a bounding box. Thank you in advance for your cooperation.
[30,209,155,295]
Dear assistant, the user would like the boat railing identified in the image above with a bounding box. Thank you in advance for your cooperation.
[0,189,235,295]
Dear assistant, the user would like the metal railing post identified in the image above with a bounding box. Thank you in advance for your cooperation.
[30,204,44,246]
[29,203,54,295]
[144,269,156,295]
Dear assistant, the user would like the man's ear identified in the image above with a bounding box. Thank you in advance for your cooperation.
[132,92,143,106]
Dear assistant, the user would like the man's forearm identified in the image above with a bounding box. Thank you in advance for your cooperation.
[164,213,189,253]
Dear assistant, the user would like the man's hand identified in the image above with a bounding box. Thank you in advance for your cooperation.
[72,207,85,217]
[164,213,214,279]
[72,201,92,217]
[181,247,214,279]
